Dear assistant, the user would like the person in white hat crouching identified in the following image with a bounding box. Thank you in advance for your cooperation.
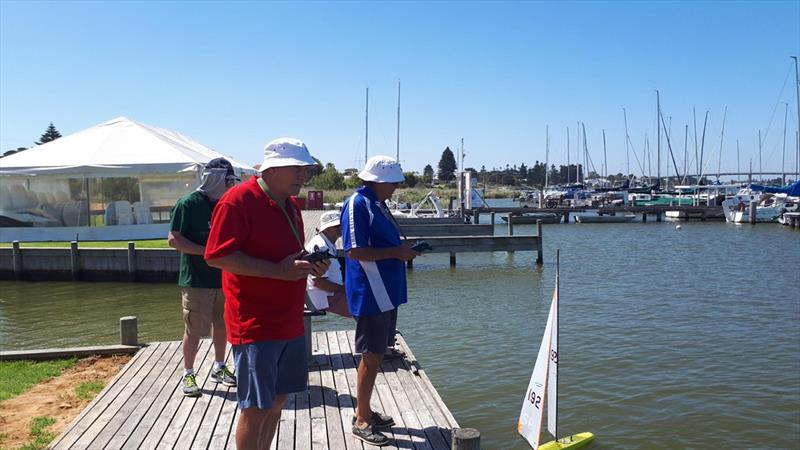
[305,210,352,318]
[204,138,330,450]
[341,155,421,446]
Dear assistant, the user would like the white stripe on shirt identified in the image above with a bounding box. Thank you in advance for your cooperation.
[359,260,396,312]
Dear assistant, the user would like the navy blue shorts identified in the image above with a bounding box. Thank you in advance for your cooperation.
[232,336,308,410]
[355,308,397,354]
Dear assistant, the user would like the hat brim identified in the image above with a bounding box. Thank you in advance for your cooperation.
[259,156,318,172]
[357,170,405,183]
[319,220,341,232]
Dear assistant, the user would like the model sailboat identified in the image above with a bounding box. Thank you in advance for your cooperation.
[518,250,595,450]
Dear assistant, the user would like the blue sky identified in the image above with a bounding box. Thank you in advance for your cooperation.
[1,1,799,178]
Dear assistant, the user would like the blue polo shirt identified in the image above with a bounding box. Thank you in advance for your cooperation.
[342,186,408,317]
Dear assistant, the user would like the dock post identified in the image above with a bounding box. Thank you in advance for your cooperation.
[563,211,569,224]
[70,241,80,281]
[304,314,313,361]
[507,214,514,236]
[12,240,22,280]
[449,252,456,267]
[749,201,757,225]
[127,242,137,282]
[536,219,543,265]
[656,212,662,222]
[473,210,480,224]
[407,259,413,270]
[792,216,799,228]
[452,428,480,450]
[642,212,647,222]
[120,316,138,346]
[490,212,496,225]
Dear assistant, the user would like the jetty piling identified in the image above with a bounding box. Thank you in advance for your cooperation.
[749,200,758,225]
[120,316,138,346]
[127,242,137,281]
[70,240,80,281]
[452,428,481,450]
[12,240,22,280]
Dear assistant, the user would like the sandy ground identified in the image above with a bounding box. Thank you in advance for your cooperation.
[0,355,131,449]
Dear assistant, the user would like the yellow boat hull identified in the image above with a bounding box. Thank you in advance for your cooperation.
[539,432,595,450]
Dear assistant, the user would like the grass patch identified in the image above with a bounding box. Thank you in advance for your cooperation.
[74,380,105,401]
[0,239,169,248]
[17,416,56,450]
[0,358,77,402]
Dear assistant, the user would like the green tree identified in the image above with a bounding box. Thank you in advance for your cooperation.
[308,163,345,190]
[36,122,62,145]
[422,164,434,184]
[437,147,457,182]
[402,171,419,188]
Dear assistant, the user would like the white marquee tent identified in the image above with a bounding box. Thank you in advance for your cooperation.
[0,116,256,177]
[0,117,257,240]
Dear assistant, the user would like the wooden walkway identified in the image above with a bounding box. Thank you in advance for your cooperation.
[51,330,458,449]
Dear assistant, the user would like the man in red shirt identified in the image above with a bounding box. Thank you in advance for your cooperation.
[205,137,329,450]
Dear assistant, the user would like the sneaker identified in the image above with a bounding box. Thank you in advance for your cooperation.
[351,411,395,429]
[352,423,390,446]
[210,366,236,387]
[182,373,201,397]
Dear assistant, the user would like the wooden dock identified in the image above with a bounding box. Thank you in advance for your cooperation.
[51,330,459,450]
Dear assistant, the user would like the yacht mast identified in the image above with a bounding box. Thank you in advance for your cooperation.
[365,87,369,166]
[656,90,661,187]
[396,81,401,162]
[566,127,571,184]
[602,129,607,180]
[792,56,800,180]
[782,102,788,184]
[623,108,631,177]
[717,107,727,181]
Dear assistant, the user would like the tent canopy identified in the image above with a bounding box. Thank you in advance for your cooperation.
[0,117,257,178]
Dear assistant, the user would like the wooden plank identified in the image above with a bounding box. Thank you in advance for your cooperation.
[380,357,434,450]
[224,407,240,450]
[51,343,154,449]
[120,340,207,449]
[318,332,347,450]
[95,341,182,449]
[337,331,370,450]
[421,236,539,253]
[327,331,363,450]
[137,339,212,449]
[208,362,239,450]
[192,346,236,449]
[401,224,493,237]
[294,362,312,450]
[387,356,449,450]
[309,332,329,450]
[0,344,140,361]
[345,330,402,450]
[157,337,219,449]
[395,336,457,447]
[277,385,297,450]
[54,343,163,449]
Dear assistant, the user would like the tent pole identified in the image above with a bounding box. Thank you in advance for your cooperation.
[84,177,91,227]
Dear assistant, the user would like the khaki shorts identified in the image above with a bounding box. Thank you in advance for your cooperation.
[181,287,225,337]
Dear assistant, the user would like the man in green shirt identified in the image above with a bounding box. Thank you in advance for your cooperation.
[169,158,239,396]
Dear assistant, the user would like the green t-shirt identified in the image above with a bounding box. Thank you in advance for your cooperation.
[170,191,222,288]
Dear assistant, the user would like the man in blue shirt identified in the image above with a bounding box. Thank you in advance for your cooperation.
[341,155,419,446]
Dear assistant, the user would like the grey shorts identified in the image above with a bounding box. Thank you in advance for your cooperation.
[355,308,397,355]
[233,336,308,410]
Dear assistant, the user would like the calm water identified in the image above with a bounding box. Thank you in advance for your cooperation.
[1,209,799,449]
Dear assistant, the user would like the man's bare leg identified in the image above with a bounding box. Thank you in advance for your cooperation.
[258,394,287,448]
[355,352,384,425]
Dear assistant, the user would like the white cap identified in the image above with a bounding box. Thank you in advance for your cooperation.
[260,137,317,171]
[319,210,341,232]
[358,155,404,183]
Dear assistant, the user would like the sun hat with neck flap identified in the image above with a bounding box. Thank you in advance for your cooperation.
[260,137,317,171]
[358,155,404,183]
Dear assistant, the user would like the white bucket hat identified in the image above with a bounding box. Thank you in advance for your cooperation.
[260,137,317,171]
[319,210,341,232]
[358,155,404,183]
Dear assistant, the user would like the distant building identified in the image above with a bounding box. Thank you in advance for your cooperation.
[343,168,359,178]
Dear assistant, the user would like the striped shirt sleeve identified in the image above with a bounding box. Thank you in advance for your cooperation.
[343,193,371,251]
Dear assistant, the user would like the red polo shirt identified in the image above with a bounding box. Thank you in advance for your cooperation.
[204,177,306,344]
